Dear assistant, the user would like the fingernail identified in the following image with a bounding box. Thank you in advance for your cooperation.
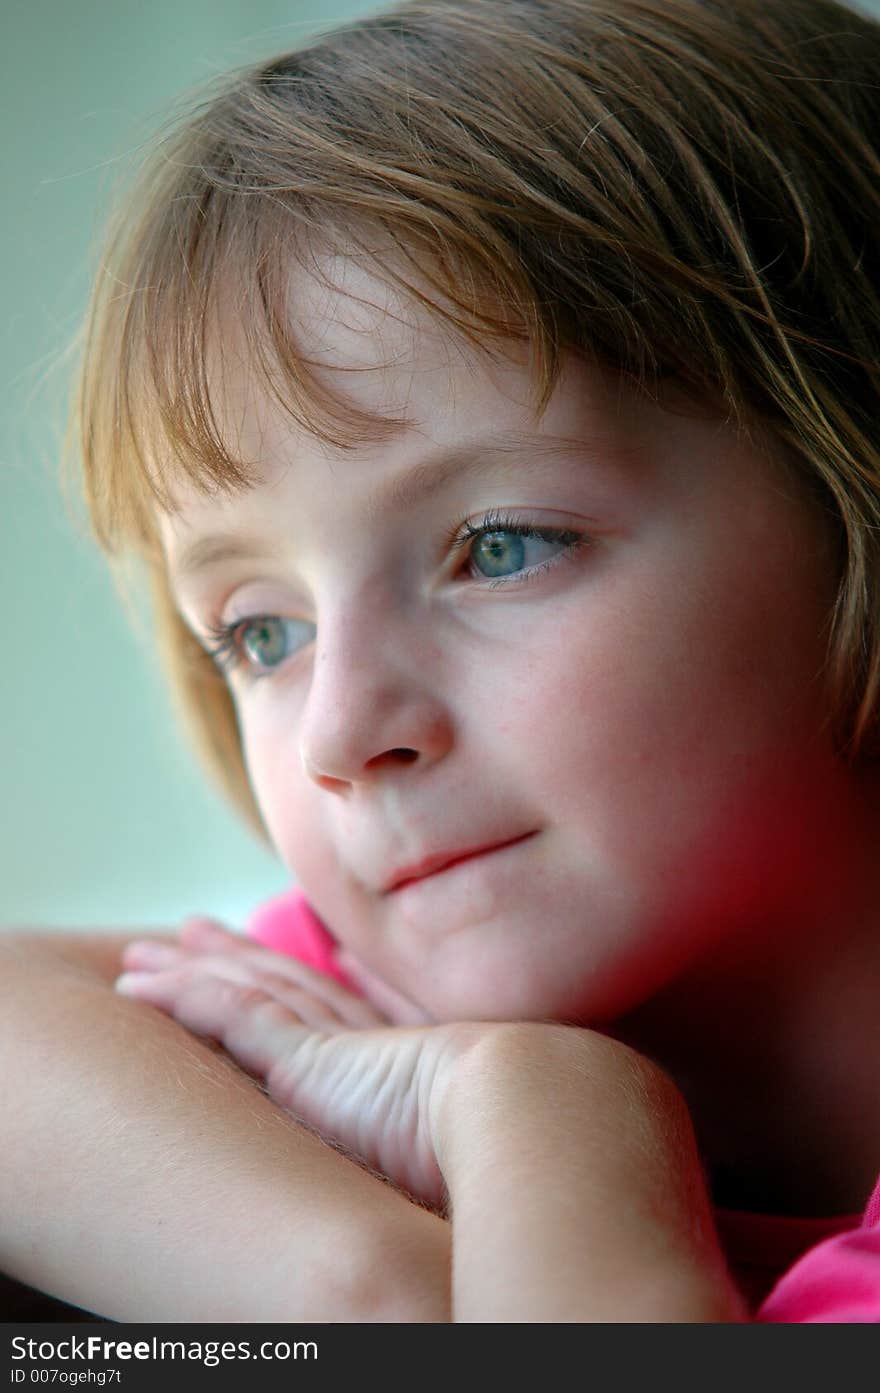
[115,972,152,995]
[124,941,175,966]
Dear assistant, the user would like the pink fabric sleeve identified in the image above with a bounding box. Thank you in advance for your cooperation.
[756,1179,880,1323]
[245,887,356,989]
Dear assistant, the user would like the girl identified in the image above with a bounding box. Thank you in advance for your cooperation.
[4,0,880,1321]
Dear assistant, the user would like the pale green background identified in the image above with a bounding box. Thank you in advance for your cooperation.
[4,0,879,931]
[1,0,381,931]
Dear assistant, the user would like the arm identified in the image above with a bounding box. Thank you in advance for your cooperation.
[435,1025,746,1322]
[107,931,747,1321]
[0,930,450,1322]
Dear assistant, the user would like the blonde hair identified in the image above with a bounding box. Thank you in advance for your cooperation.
[70,0,880,847]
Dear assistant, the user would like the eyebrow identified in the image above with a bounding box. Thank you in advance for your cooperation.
[168,429,612,584]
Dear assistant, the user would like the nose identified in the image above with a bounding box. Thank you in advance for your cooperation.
[298,613,454,791]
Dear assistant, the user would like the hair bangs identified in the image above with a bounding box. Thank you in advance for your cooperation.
[67,0,880,841]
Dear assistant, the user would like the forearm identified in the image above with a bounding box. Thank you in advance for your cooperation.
[0,932,450,1322]
[436,1025,745,1322]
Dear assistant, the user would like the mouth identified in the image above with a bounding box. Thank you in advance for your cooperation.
[385,832,538,894]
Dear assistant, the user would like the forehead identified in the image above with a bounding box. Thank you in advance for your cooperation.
[158,249,553,546]
[210,246,533,447]
[157,246,820,582]
[287,249,501,391]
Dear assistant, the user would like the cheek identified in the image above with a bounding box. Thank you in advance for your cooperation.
[239,706,336,883]
[504,543,836,890]
[233,507,840,1021]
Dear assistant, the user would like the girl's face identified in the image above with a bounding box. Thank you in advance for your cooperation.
[161,256,850,1025]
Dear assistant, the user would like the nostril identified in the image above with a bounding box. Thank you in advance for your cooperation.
[390,748,419,763]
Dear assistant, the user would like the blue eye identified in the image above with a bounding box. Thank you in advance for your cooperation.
[454,511,586,587]
[200,513,586,682]
[202,615,316,679]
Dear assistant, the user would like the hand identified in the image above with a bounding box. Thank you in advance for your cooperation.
[116,918,475,1209]
[115,927,742,1319]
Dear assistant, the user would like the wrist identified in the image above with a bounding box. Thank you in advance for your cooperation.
[431,1021,643,1174]
[429,1023,745,1321]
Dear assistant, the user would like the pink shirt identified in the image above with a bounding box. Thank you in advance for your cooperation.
[247,886,880,1322]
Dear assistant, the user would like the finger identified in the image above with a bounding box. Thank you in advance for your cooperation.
[121,939,187,970]
[178,915,241,948]
[116,968,316,1085]
[123,935,386,1029]
[177,922,388,1028]
[335,951,434,1026]
[125,953,356,1030]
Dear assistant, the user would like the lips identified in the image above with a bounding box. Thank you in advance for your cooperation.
[383,832,536,894]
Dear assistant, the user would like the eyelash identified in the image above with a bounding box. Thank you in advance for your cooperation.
[202,510,587,679]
